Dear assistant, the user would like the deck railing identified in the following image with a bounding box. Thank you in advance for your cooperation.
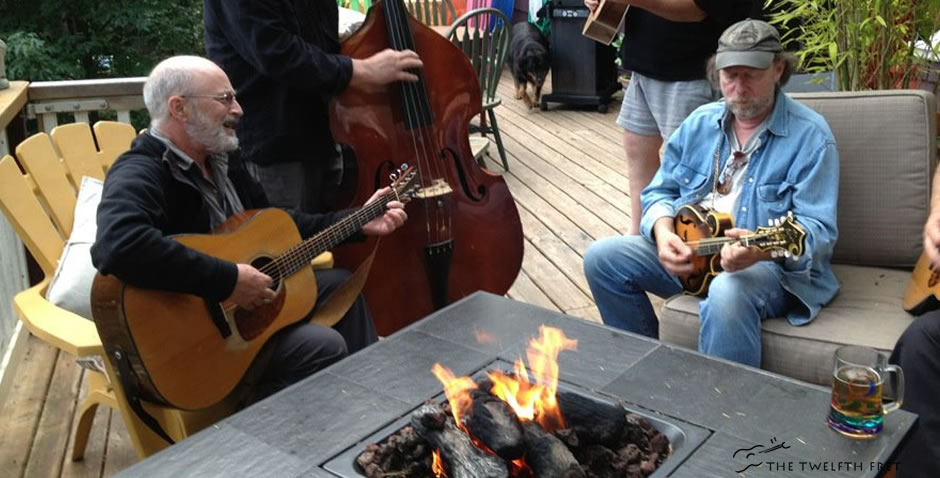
[0,77,145,406]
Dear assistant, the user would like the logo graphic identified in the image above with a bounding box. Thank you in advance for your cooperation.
[733,437,790,473]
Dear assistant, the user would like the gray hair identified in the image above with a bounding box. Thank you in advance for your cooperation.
[143,56,218,128]
[705,51,799,90]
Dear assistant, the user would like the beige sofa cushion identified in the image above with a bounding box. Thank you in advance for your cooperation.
[659,265,915,386]
[789,90,936,268]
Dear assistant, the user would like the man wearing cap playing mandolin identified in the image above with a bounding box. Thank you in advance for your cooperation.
[583,19,840,368]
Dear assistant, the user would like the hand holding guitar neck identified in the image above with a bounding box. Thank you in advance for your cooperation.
[361,186,408,236]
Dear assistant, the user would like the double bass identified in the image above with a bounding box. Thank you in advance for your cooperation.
[329,0,525,335]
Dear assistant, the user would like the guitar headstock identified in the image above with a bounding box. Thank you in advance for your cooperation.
[750,212,807,259]
[388,163,421,204]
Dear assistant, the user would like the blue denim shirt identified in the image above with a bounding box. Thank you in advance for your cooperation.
[640,90,840,325]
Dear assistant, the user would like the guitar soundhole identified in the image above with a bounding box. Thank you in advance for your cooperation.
[250,256,281,291]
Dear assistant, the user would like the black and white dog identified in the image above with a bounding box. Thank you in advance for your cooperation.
[507,22,550,109]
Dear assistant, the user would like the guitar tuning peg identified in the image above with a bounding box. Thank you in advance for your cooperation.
[774,218,781,226]
[784,251,792,258]
[401,162,409,169]
[770,250,779,258]
[787,210,794,218]
[389,172,399,181]
[769,219,774,226]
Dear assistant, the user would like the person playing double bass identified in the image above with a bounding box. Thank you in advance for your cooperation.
[583,19,840,368]
[203,0,423,213]
[91,56,408,404]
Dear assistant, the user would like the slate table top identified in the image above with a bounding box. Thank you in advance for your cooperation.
[119,292,915,477]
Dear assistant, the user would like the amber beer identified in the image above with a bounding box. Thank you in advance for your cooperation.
[826,346,904,438]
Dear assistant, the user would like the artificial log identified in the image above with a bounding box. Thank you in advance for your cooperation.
[411,402,509,478]
[556,390,627,447]
[521,421,586,478]
[466,389,525,460]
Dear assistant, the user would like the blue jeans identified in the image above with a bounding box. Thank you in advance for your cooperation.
[583,235,795,367]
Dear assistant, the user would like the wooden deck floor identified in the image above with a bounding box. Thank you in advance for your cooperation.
[0,70,638,477]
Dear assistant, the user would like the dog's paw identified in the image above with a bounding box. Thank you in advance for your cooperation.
[522,93,535,110]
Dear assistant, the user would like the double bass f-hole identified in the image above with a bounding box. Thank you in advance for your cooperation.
[441,147,485,202]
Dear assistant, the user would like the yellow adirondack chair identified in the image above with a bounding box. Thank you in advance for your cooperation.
[0,121,233,460]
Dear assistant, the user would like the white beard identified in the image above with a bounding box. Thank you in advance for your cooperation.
[727,92,774,121]
[186,108,239,154]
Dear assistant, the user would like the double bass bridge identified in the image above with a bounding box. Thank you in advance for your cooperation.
[414,178,453,199]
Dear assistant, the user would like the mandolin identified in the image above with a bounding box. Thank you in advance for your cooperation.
[673,204,806,296]
[582,0,629,45]
[902,251,940,315]
[91,166,420,410]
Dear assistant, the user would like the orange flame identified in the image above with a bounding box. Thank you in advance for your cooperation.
[431,363,478,425]
[431,449,446,477]
[431,326,577,435]
[488,326,577,432]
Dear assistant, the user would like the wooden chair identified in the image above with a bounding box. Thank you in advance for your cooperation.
[0,121,233,460]
[447,8,511,171]
[405,0,457,26]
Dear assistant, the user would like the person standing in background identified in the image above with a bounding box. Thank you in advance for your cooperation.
[583,0,758,234]
[203,0,423,213]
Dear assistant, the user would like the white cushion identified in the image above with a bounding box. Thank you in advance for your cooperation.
[45,176,103,320]
[338,7,366,41]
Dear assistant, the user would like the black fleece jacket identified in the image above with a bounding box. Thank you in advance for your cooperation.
[91,132,351,302]
[203,0,354,165]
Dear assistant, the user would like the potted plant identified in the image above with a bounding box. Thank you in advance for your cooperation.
[765,0,940,93]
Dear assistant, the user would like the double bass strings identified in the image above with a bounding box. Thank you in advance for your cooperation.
[385,0,451,243]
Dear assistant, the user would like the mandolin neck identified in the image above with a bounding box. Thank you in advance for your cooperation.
[689,234,767,256]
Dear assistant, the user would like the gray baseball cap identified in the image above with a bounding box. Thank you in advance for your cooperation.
[715,19,783,70]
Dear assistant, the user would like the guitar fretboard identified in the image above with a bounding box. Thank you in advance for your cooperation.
[260,197,396,280]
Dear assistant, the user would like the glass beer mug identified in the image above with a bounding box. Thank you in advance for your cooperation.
[826,345,904,438]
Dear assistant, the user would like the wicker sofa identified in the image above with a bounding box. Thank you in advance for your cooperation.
[658,89,938,386]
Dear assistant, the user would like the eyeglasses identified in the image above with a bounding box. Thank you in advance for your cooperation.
[181,92,237,106]
[717,151,749,195]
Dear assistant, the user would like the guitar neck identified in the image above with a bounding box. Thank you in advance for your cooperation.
[274,197,392,278]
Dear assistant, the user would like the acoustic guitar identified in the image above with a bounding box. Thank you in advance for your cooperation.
[902,251,940,315]
[673,205,807,296]
[582,0,629,45]
[92,165,420,410]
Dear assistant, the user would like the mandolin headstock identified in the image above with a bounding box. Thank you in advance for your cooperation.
[750,212,807,259]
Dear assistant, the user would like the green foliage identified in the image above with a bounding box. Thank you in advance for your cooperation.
[0,0,204,81]
[765,0,940,91]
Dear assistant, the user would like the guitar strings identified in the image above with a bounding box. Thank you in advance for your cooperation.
[257,169,415,279]
[255,195,394,281]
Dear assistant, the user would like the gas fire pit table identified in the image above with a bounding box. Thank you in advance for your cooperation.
[117,292,916,477]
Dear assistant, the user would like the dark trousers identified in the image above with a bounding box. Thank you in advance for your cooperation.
[890,310,940,477]
[247,268,378,403]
